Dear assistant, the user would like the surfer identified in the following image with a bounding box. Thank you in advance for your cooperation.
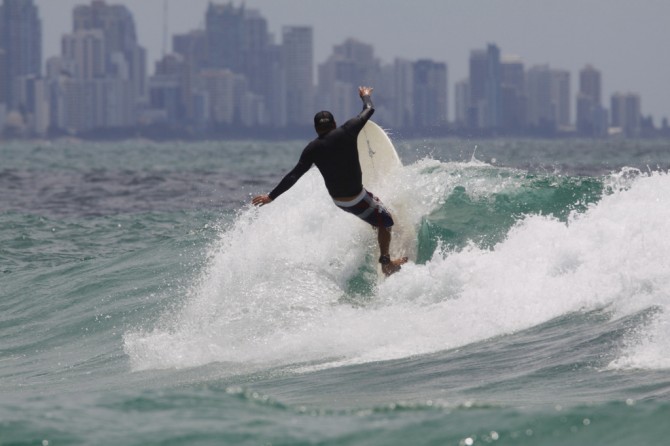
[252,86,408,276]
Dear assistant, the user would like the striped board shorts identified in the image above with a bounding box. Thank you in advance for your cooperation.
[333,189,394,228]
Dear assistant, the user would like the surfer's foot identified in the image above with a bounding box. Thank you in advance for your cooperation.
[382,257,408,276]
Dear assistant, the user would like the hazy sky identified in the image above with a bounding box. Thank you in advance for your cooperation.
[35,0,670,121]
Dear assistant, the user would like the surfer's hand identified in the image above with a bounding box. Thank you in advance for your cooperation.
[252,194,272,207]
[359,86,373,97]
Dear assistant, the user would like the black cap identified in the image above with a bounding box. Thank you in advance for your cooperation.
[314,110,335,127]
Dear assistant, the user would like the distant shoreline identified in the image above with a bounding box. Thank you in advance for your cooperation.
[3,124,670,143]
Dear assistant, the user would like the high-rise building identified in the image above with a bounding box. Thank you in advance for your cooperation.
[579,65,601,106]
[526,65,570,133]
[73,1,146,99]
[526,65,554,131]
[0,0,42,109]
[173,30,207,121]
[317,38,380,120]
[74,1,137,55]
[611,92,641,137]
[392,59,414,129]
[468,49,486,129]
[485,44,502,130]
[0,48,7,105]
[204,3,275,125]
[47,0,146,133]
[576,65,605,136]
[500,55,526,132]
[197,68,264,126]
[454,78,469,128]
[412,59,447,128]
[282,26,313,127]
[61,30,106,80]
[467,44,501,130]
[148,53,188,123]
[173,31,207,72]
[206,2,244,72]
[551,69,570,129]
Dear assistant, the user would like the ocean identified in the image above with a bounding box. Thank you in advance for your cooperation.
[1,136,670,445]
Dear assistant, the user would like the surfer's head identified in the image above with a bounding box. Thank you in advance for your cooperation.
[314,110,336,136]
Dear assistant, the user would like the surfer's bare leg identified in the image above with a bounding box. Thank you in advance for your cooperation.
[377,226,408,276]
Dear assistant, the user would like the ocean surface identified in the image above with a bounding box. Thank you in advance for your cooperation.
[2,135,670,445]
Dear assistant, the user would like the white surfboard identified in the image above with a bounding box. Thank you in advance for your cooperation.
[357,120,417,263]
[357,120,402,189]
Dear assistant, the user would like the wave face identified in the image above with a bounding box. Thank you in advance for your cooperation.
[124,160,670,375]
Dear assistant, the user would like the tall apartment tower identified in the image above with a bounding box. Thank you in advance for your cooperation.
[0,48,7,105]
[61,30,106,80]
[392,59,414,129]
[468,49,486,129]
[0,0,42,108]
[485,44,502,130]
[454,78,469,128]
[317,38,380,119]
[526,65,554,132]
[173,30,207,121]
[412,59,447,128]
[468,44,501,130]
[526,65,570,133]
[73,1,146,98]
[551,69,570,129]
[611,92,641,137]
[579,65,601,106]
[0,4,4,104]
[576,65,606,136]
[205,2,244,72]
[282,26,313,127]
[500,55,526,132]
[205,3,275,121]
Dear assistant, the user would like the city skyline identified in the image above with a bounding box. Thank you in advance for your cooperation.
[34,0,670,122]
[3,0,668,138]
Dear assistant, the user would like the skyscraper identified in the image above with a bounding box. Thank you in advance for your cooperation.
[61,30,106,80]
[468,49,486,129]
[173,30,207,121]
[392,59,414,129]
[500,55,526,132]
[526,65,554,132]
[580,65,601,105]
[73,1,146,99]
[412,59,447,128]
[485,44,502,130]
[317,38,380,119]
[551,69,570,129]
[0,48,7,105]
[611,92,641,137]
[454,78,469,128]
[205,3,275,124]
[206,2,244,72]
[468,44,501,130]
[282,26,313,127]
[577,65,604,136]
[0,0,41,108]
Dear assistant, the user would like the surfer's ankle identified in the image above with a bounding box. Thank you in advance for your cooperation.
[381,257,408,276]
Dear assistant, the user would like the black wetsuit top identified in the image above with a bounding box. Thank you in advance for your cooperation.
[268,96,375,200]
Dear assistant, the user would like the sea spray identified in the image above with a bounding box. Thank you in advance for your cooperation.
[124,162,670,374]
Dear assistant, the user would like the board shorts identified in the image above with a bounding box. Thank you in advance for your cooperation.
[333,189,394,228]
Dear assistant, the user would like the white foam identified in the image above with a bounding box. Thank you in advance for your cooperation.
[124,163,670,372]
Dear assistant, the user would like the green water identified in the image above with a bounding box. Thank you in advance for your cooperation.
[1,137,670,445]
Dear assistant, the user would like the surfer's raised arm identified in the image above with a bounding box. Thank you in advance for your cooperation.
[357,86,375,121]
